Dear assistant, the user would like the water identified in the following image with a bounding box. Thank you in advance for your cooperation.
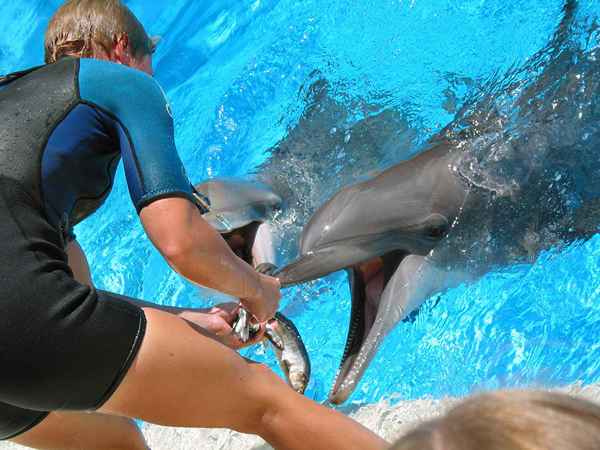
[1,0,600,407]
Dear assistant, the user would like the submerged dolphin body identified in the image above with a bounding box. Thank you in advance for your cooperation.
[277,0,600,404]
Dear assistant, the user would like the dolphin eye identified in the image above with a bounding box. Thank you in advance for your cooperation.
[427,224,447,238]
[424,214,449,239]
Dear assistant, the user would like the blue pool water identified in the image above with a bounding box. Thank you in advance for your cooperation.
[2,0,600,406]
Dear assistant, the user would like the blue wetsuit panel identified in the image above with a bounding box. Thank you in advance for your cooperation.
[77,58,194,212]
[42,104,119,227]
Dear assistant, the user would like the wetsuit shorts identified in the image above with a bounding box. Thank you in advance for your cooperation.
[0,179,145,439]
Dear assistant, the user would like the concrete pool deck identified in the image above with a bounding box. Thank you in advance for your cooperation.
[1,382,599,449]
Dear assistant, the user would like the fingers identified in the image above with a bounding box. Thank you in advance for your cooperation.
[224,325,266,350]
[211,302,240,321]
[229,307,268,349]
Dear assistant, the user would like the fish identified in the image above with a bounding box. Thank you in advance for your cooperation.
[265,312,311,394]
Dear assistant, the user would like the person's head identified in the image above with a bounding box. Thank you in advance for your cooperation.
[44,0,156,75]
[392,390,600,450]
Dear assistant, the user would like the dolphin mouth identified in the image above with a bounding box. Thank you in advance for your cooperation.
[222,222,261,266]
[329,250,407,404]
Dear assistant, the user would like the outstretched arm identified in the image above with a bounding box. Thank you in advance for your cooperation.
[140,196,280,321]
[77,60,280,321]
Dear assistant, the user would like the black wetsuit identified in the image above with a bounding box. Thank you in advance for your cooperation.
[0,57,197,440]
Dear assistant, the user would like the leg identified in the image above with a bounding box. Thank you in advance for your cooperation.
[65,240,93,287]
[101,308,387,450]
[11,411,147,450]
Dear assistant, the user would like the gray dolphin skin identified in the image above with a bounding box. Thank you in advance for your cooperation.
[276,0,597,405]
[195,178,312,393]
[196,178,282,233]
[277,142,466,286]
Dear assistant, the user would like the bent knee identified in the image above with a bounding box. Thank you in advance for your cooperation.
[238,361,294,433]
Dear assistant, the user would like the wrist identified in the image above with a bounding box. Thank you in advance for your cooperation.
[244,271,265,300]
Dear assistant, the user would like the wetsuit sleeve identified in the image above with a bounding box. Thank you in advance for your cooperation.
[77,59,195,212]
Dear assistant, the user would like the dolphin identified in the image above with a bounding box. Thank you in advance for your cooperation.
[276,0,599,404]
[196,177,282,270]
[194,178,312,393]
[276,142,465,285]
[276,141,471,403]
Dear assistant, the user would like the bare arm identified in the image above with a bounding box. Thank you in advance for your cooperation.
[139,197,280,321]
[101,308,388,450]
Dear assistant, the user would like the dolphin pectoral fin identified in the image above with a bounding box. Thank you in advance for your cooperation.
[328,255,457,404]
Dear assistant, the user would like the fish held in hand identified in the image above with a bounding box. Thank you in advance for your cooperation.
[266,312,311,394]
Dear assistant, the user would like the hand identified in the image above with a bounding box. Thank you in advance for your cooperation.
[241,274,281,322]
[179,303,264,350]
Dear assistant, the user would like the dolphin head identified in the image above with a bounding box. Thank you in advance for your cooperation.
[195,178,282,267]
[196,178,282,233]
[277,142,468,403]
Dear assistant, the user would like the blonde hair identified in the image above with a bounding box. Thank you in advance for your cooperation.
[44,0,154,64]
[392,390,600,450]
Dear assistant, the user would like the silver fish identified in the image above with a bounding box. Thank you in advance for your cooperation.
[231,307,311,394]
[265,312,311,394]
[232,307,260,343]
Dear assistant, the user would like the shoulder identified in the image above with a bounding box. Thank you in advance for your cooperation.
[77,59,170,118]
